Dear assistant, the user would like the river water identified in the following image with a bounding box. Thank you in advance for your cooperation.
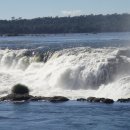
[0,32,130,130]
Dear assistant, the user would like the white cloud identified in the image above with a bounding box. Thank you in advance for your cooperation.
[62,10,82,16]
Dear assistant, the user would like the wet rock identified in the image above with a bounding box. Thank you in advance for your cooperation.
[0,83,70,103]
[12,84,29,95]
[86,97,96,102]
[93,98,102,103]
[0,95,69,103]
[48,96,69,103]
[117,98,130,103]
[0,94,32,101]
[100,98,114,104]
[29,96,50,101]
[29,96,69,102]
[77,98,87,101]
[86,97,114,104]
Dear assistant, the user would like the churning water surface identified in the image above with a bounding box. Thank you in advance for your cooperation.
[0,32,130,130]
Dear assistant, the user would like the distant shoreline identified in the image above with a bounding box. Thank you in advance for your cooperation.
[0,14,130,35]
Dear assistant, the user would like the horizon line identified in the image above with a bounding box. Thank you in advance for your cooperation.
[0,13,129,21]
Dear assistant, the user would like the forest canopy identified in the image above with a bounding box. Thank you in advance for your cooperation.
[0,14,130,35]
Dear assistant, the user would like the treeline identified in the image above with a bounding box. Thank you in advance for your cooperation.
[0,14,130,35]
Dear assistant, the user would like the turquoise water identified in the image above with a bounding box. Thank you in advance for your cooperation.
[0,101,130,130]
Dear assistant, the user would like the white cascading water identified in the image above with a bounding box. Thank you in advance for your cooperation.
[0,47,130,101]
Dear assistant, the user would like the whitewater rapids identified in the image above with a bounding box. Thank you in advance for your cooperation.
[0,47,130,101]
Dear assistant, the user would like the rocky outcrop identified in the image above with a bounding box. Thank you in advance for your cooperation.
[77,98,87,101]
[29,96,69,102]
[0,94,32,101]
[48,96,69,103]
[0,92,115,104]
[0,94,69,103]
[77,97,114,104]
[117,98,130,102]
[87,97,114,104]
[0,84,69,103]
[29,96,50,101]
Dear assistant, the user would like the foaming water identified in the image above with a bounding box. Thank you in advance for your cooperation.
[0,47,130,100]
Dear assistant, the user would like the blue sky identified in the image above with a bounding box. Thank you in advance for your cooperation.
[0,0,130,19]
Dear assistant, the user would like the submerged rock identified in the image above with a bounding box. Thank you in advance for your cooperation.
[117,98,130,102]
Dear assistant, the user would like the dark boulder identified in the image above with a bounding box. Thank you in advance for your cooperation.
[117,98,130,103]
[100,98,114,104]
[0,84,70,102]
[93,98,101,103]
[86,97,96,102]
[0,94,32,101]
[0,82,71,103]
[0,84,31,101]
[29,96,50,101]
[29,96,69,102]
[86,97,114,104]
[48,96,69,103]
[12,84,29,95]
[77,98,87,101]
[0,95,69,103]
